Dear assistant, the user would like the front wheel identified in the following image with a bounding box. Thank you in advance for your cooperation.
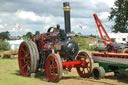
[76,51,93,78]
[45,53,63,82]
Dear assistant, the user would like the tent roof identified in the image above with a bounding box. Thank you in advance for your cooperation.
[7,40,24,44]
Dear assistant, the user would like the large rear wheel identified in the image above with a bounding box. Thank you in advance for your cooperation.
[76,51,93,78]
[18,41,39,76]
[45,53,62,82]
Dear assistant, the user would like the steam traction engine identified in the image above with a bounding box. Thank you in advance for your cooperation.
[18,2,93,82]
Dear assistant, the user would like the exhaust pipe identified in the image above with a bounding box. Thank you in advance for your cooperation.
[63,2,71,34]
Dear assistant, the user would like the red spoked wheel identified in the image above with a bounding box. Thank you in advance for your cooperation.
[76,51,93,78]
[45,53,62,82]
[123,48,128,53]
[18,41,39,76]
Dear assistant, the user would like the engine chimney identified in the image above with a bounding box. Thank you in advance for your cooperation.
[63,2,71,33]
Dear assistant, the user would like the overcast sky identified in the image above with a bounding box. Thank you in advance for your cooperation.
[0,0,116,36]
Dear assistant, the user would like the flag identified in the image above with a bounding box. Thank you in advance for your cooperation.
[78,24,87,29]
[78,24,83,29]
[16,24,22,30]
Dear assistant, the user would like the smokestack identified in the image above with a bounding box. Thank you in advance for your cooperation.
[63,2,71,33]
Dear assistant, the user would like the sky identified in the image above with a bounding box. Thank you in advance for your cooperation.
[0,0,116,36]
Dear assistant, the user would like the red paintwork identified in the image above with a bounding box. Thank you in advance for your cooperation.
[76,52,92,78]
[33,32,60,52]
[62,61,85,67]
[60,52,92,78]
[93,13,113,46]
[101,50,116,53]
[124,50,128,53]
[45,54,60,82]
[62,61,86,72]
[92,52,128,59]
[18,42,31,76]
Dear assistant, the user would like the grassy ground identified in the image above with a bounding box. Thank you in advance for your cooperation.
[0,58,128,85]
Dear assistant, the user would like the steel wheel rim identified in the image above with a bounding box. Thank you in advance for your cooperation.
[18,42,31,76]
[76,52,92,77]
[46,55,60,81]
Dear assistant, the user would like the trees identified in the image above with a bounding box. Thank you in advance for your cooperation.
[35,31,40,35]
[0,31,10,51]
[0,31,10,40]
[22,32,33,40]
[26,32,33,39]
[0,40,10,51]
[109,0,128,33]
[22,31,41,41]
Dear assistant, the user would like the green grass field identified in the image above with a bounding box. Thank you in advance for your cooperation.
[0,58,128,85]
[0,58,51,85]
[0,58,86,85]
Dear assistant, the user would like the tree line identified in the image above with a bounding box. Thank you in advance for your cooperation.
[0,31,40,40]
[109,0,128,32]
[0,31,10,40]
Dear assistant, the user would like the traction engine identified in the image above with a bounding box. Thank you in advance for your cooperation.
[18,2,93,82]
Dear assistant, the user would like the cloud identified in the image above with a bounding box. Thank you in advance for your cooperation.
[16,10,41,21]
[4,24,7,26]
[0,0,116,36]
[99,12,110,19]
[101,0,115,7]
[0,19,2,23]
[24,28,34,32]
[9,28,16,32]
[89,0,115,7]
[0,24,4,29]
[0,12,10,16]
[16,10,63,24]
